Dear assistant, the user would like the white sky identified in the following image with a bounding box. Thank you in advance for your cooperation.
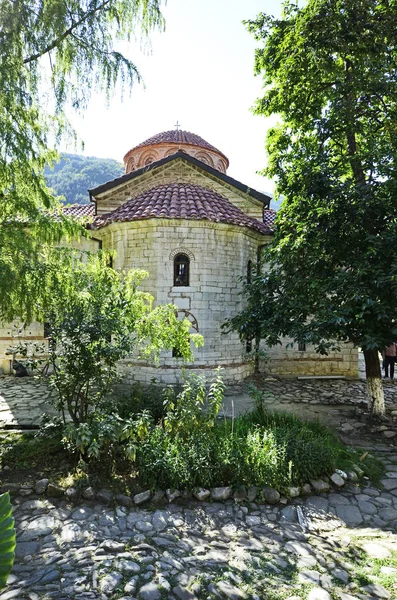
[62,0,283,197]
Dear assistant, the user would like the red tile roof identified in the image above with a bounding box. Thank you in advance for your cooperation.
[63,204,95,219]
[124,130,228,162]
[93,183,273,235]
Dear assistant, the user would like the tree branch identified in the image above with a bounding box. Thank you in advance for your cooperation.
[23,0,111,65]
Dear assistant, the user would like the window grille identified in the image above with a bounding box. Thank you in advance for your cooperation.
[174,253,190,286]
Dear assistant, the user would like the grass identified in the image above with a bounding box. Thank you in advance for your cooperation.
[0,410,384,496]
[136,406,384,492]
[0,432,69,475]
[0,379,385,496]
[346,547,397,598]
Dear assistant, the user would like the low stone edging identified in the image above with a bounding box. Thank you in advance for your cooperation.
[1,466,363,508]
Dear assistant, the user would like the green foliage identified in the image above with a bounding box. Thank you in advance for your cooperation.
[64,410,152,462]
[163,369,225,438]
[0,0,163,322]
[228,0,397,415]
[45,154,124,205]
[110,380,169,423]
[23,253,202,425]
[0,493,16,590]
[0,430,67,471]
[135,375,353,491]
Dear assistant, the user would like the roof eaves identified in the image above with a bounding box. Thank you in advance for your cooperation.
[88,151,271,207]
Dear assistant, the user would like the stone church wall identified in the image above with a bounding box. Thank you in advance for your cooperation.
[99,219,266,384]
[0,321,45,374]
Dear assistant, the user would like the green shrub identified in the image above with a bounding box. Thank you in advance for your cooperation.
[163,369,225,437]
[110,380,169,423]
[135,378,351,491]
[63,410,152,463]
[60,374,368,492]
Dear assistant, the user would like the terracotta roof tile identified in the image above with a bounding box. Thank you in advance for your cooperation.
[63,204,95,219]
[124,130,228,162]
[93,183,273,235]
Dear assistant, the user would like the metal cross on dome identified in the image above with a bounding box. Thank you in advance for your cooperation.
[174,120,181,131]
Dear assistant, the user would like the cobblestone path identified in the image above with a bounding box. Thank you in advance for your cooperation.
[3,454,397,600]
[1,377,397,599]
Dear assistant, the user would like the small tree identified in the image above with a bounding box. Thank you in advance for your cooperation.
[39,253,203,425]
[229,0,397,418]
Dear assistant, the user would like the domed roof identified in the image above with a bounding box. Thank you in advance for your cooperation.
[123,130,229,166]
[93,183,272,235]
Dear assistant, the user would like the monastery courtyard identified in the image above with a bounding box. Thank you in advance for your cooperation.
[1,375,397,600]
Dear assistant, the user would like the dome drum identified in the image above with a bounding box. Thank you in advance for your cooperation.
[123,130,229,174]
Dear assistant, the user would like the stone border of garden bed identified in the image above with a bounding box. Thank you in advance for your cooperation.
[1,466,363,508]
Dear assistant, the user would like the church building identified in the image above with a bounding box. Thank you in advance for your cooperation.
[0,130,359,382]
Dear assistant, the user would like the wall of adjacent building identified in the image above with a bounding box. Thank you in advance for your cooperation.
[260,339,358,378]
[0,321,46,374]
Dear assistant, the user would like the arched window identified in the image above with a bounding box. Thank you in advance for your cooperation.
[143,155,156,166]
[172,311,198,357]
[174,253,190,286]
[247,260,253,284]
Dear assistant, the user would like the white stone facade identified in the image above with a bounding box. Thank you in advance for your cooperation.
[261,339,358,378]
[98,219,267,384]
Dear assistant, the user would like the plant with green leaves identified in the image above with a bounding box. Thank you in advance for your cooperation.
[34,253,203,425]
[0,493,16,590]
[163,368,225,438]
[64,410,152,462]
[0,0,163,322]
[229,0,397,417]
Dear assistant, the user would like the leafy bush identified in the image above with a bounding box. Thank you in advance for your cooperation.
[63,411,152,463]
[163,369,225,437]
[0,493,16,590]
[135,376,346,491]
[60,375,363,492]
[109,380,169,423]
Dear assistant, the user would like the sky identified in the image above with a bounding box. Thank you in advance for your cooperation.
[62,0,283,199]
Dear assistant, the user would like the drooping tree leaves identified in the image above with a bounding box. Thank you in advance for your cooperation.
[0,0,163,321]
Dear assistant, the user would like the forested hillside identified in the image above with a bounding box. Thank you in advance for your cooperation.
[45,154,124,205]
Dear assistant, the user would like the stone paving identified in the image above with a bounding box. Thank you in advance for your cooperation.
[0,377,57,428]
[1,375,397,599]
[3,458,397,600]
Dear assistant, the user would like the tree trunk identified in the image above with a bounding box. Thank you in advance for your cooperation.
[363,349,385,419]
[254,336,260,373]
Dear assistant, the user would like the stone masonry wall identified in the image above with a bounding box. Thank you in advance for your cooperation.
[0,321,45,374]
[94,159,264,222]
[99,219,267,384]
[261,339,359,378]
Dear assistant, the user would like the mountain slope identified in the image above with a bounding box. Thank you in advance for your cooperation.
[45,154,124,205]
